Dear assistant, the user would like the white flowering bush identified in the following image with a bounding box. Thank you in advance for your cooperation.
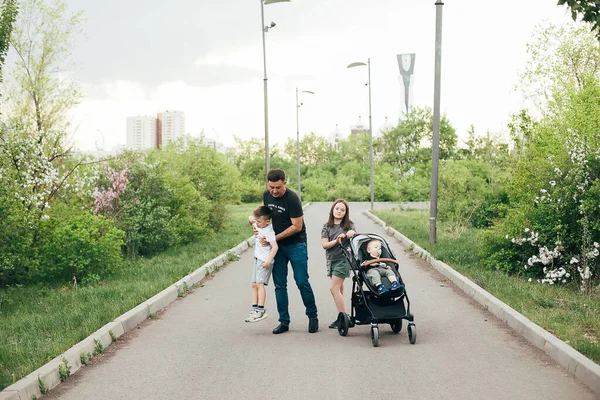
[502,132,599,292]
[482,81,600,293]
[0,123,111,284]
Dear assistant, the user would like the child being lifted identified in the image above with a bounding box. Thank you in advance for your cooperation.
[246,205,279,322]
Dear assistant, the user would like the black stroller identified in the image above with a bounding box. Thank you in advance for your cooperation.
[336,233,416,347]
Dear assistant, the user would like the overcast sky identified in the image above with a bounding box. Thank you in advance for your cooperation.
[62,0,576,151]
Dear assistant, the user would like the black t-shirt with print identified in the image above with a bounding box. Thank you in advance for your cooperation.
[263,189,306,246]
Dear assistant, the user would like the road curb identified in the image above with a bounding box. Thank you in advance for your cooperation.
[0,234,256,400]
[365,210,600,396]
[1,203,311,400]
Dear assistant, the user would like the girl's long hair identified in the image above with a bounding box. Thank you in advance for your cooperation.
[327,199,353,230]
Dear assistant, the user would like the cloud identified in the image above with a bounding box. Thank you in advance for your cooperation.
[69,0,266,89]
[66,0,577,153]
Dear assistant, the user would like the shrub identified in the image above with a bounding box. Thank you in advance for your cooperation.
[123,200,178,257]
[302,176,330,202]
[164,175,211,242]
[374,165,401,202]
[158,140,242,231]
[396,166,430,202]
[36,209,124,282]
[331,175,369,201]
[438,160,490,227]
[239,177,263,203]
[0,194,38,285]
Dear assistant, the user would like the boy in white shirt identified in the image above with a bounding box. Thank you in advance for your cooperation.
[246,205,278,322]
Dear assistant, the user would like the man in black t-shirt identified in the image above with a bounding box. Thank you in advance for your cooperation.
[262,169,318,334]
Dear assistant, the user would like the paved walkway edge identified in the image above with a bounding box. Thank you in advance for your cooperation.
[0,202,312,400]
[365,210,600,395]
[0,236,257,400]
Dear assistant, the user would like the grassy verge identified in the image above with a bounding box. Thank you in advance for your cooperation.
[373,208,600,364]
[0,203,258,391]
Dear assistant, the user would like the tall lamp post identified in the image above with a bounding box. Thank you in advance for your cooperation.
[295,88,314,202]
[430,0,444,244]
[260,0,290,177]
[347,58,374,210]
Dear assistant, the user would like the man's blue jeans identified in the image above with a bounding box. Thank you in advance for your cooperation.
[272,242,318,326]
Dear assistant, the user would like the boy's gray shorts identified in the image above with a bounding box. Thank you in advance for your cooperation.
[252,257,273,285]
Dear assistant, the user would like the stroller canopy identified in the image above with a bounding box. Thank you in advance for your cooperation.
[350,233,397,263]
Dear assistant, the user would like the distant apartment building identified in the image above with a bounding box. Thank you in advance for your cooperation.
[158,110,185,148]
[126,116,157,150]
[126,110,185,150]
[200,134,230,155]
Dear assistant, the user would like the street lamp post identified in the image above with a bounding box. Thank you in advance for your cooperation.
[430,0,444,244]
[260,0,290,178]
[347,58,374,210]
[295,88,314,202]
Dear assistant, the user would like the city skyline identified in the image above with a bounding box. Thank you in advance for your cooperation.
[116,110,404,153]
[125,110,186,151]
[64,0,577,152]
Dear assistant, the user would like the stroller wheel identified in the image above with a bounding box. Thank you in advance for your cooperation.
[337,312,350,337]
[390,319,402,333]
[371,324,379,347]
[349,316,356,328]
[408,323,417,344]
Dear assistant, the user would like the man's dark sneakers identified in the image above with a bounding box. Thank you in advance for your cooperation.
[272,324,289,334]
[308,318,319,333]
[328,320,339,329]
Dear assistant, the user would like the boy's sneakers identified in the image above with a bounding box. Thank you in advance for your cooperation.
[245,310,268,323]
[377,285,390,295]
[390,281,403,291]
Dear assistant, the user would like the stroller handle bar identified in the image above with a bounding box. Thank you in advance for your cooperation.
[361,258,399,267]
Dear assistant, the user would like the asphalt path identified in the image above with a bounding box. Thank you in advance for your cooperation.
[45,202,596,400]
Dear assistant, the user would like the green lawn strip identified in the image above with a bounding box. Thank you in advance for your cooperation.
[373,209,600,364]
[0,203,258,391]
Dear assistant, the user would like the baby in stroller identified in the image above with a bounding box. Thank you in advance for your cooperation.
[336,233,416,345]
[361,239,404,295]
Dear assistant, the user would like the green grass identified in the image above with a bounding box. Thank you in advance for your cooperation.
[0,203,258,391]
[373,208,600,364]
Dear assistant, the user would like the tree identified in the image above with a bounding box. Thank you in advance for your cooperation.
[519,22,600,112]
[507,109,538,154]
[380,107,457,172]
[283,132,329,166]
[0,0,17,92]
[337,133,370,165]
[159,139,242,231]
[0,0,85,220]
[0,0,86,284]
[558,0,600,40]
[461,125,509,165]
[6,0,82,133]
[232,136,264,168]
[380,108,426,170]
